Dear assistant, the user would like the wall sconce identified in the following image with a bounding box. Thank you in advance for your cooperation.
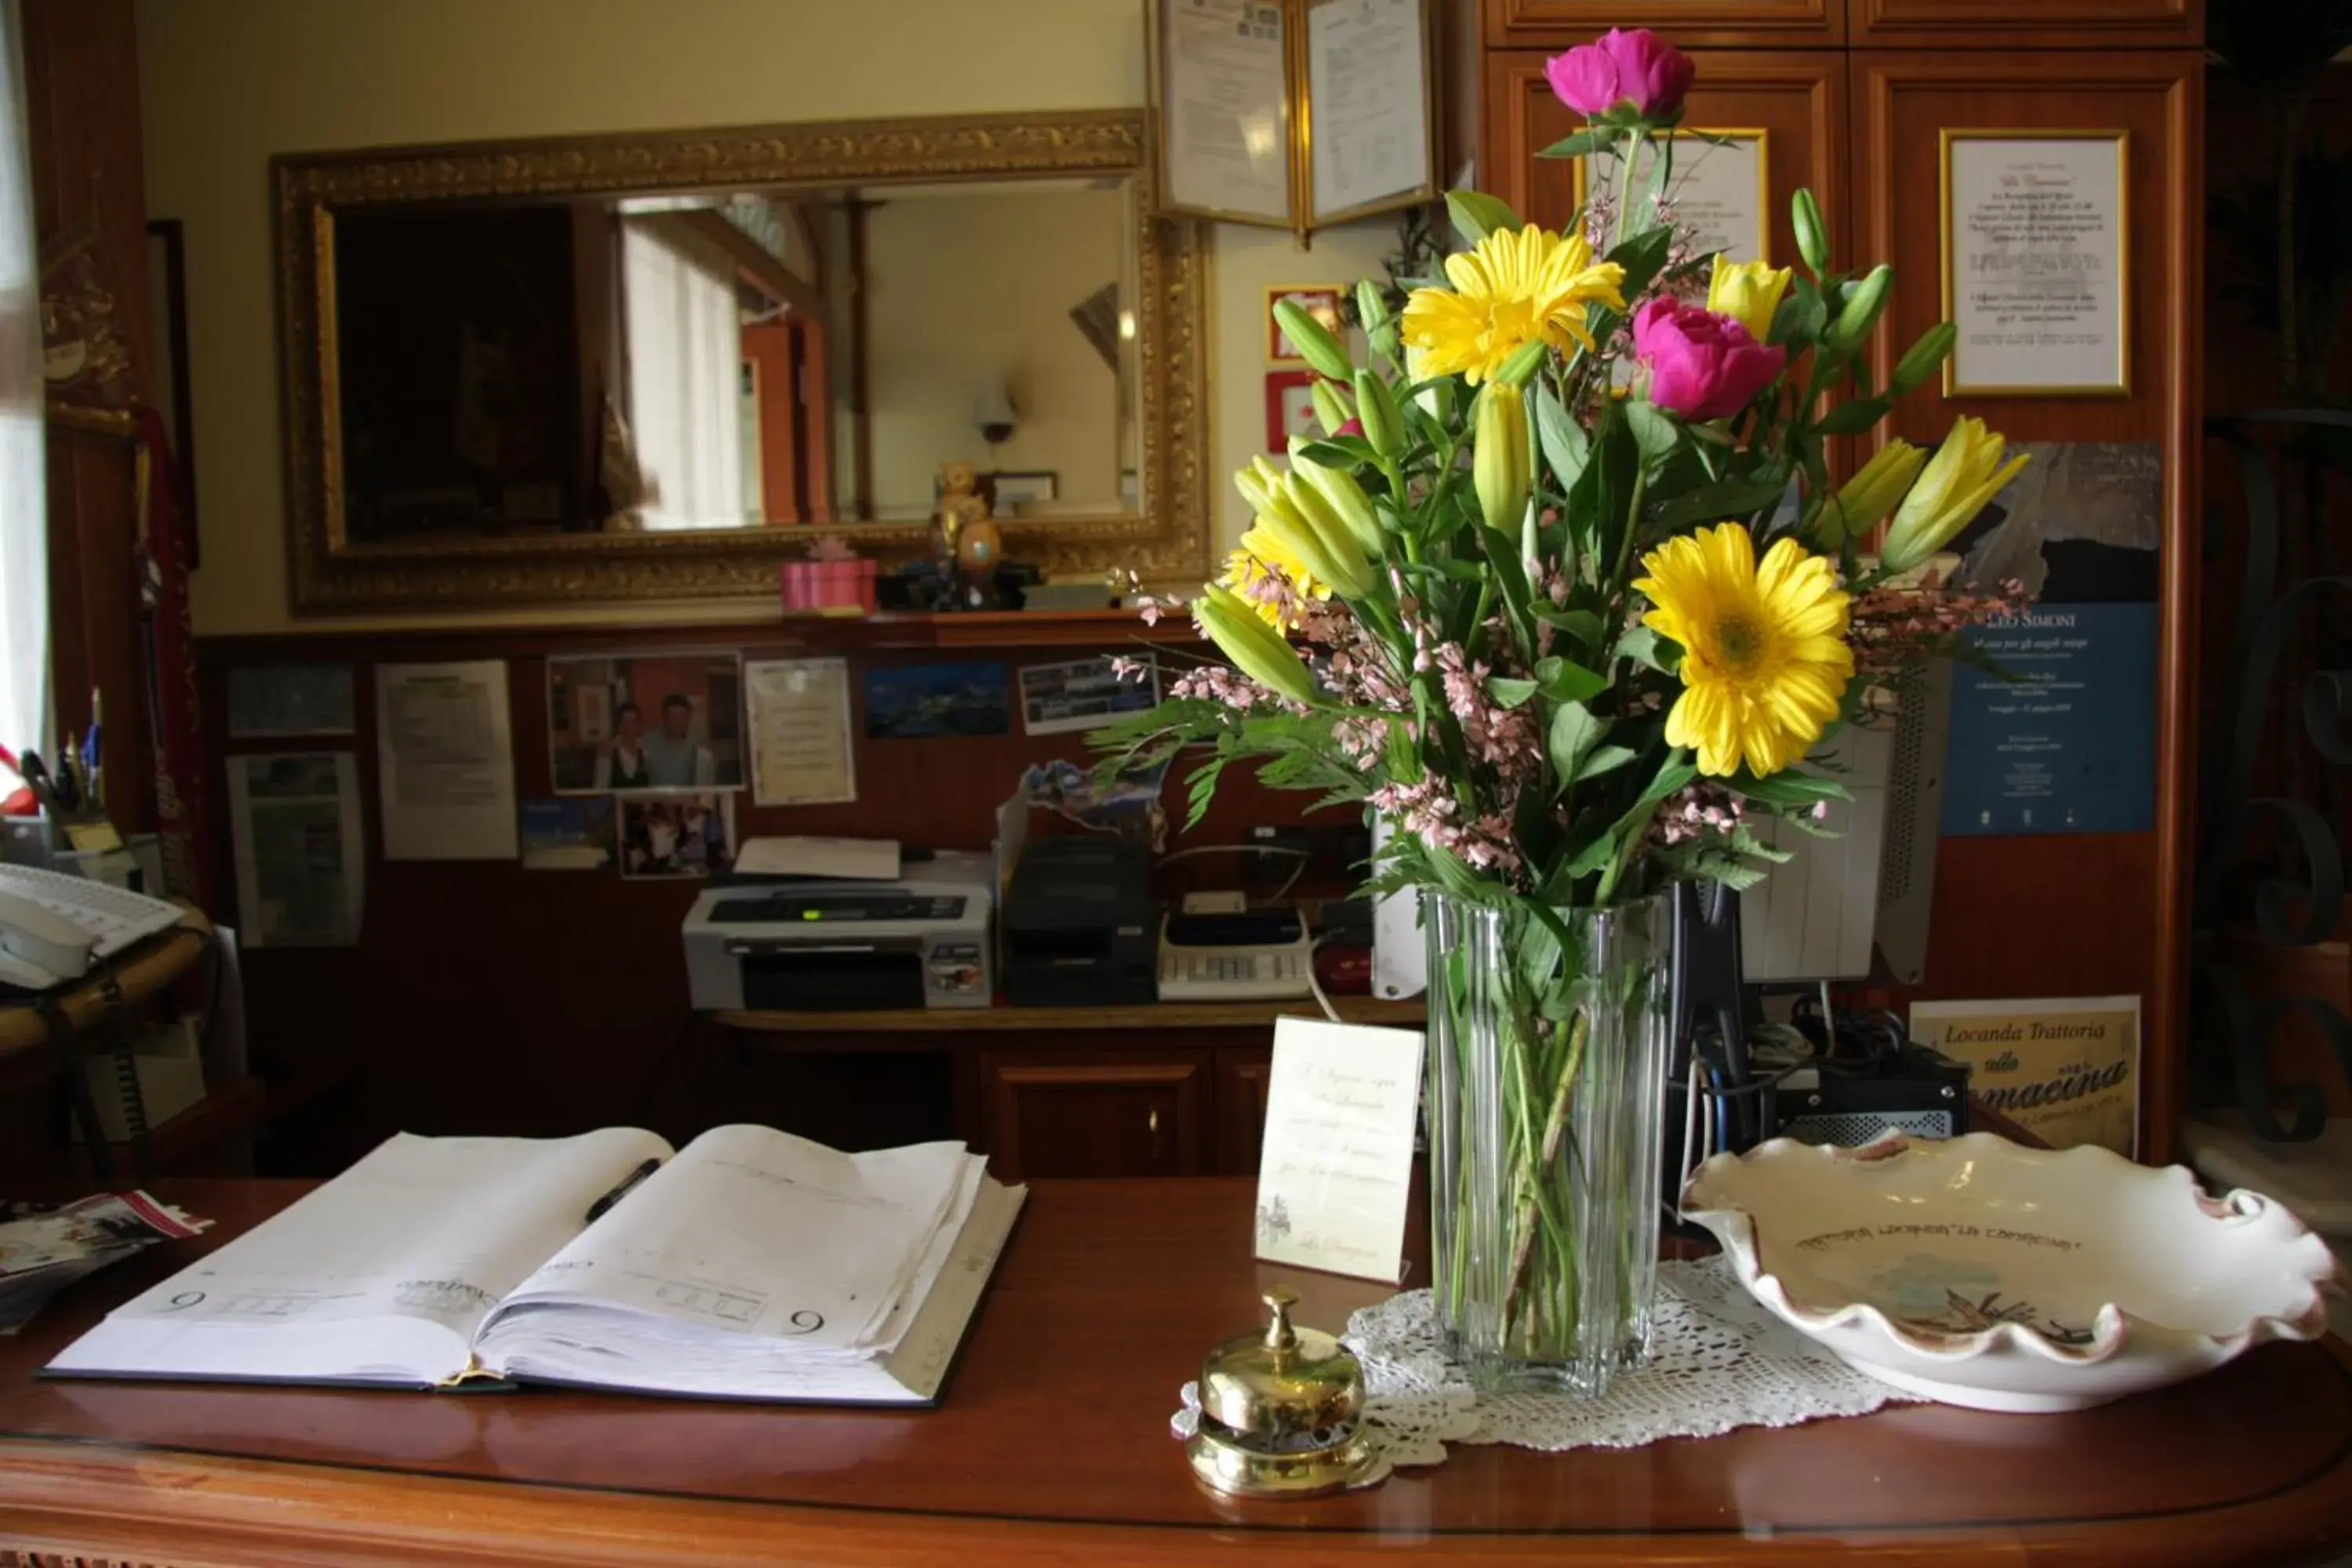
[975,379,1017,447]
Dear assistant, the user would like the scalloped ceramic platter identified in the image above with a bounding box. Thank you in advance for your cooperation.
[1682,1132,2343,1413]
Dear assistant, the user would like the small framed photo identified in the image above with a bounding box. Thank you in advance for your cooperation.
[1266,369,1321,452]
[618,793,736,880]
[1266,285,1345,365]
[990,470,1059,513]
[546,651,745,794]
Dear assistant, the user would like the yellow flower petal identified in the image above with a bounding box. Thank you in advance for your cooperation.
[1402,223,1627,385]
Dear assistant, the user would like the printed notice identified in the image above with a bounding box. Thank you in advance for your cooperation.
[746,657,857,807]
[1946,134,2127,392]
[1161,0,1291,222]
[227,752,364,947]
[1586,131,1768,267]
[1308,0,1429,220]
[374,660,519,861]
[1911,995,2140,1157]
[1254,1017,1424,1283]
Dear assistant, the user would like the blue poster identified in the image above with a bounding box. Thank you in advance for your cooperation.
[1940,601,2158,836]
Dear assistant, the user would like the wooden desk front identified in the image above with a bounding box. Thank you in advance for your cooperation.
[3,1178,2350,1566]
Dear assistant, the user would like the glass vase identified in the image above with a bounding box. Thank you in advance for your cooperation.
[1422,891,1673,1397]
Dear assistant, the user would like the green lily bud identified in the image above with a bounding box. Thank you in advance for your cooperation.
[1259,477,1374,597]
[1791,188,1830,275]
[1195,585,1319,706]
[1494,337,1548,388]
[1882,416,2031,573]
[1352,368,1404,458]
[1274,298,1354,382]
[1891,321,1958,395]
[1815,439,1926,546]
[1472,382,1531,539]
[1231,454,1285,517]
[1309,376,1356,437]
[1354,278,1390,337]
[1286,439,1385,554]
[1825,264,1893,358]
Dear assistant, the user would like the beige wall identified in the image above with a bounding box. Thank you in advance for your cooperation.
[136,0,1398,634]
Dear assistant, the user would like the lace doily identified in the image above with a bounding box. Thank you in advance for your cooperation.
[1171,1255,1916,1482]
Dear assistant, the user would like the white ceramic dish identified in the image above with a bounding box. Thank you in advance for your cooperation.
[1682,1132,2341,1413]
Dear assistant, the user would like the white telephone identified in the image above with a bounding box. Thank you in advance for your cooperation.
[0,864,185,991]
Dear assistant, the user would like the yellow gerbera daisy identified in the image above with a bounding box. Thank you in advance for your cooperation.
[1634,524,1854,779]
[1401,225,1627,385]
[1218,530,1330,630]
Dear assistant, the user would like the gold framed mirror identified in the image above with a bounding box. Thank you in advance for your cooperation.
[274,108,1210,615]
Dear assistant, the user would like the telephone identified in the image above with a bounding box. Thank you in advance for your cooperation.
[0,864,185,991]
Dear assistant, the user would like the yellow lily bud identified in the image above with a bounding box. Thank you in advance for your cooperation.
[1308,377,1356,437]
[1270,473,1374,597]
[1286,439,1385,555]
[1817,440,1926,546]
[1472,382,1531,539]
[1706,256,1795,343]
[1231,454,1286,517]
[1195,585,1319,706]
[1882,416,2031,573]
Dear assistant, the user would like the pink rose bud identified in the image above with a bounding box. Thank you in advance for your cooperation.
[1631,298,1788,423]
[1544,28,1693,121]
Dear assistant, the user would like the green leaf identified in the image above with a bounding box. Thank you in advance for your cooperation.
[1614,625,1681,673]
[1624,400,1681,463]
[1575,744,1639,782]
[1290,437,1377,470]
[1547,701,1606,789]
[1631,754,1697,811]
[1534,605,1603,647]
[1537,128,1612,160]
[1813,397,1893,437]
[1534,655,1607,704]
[1647,473,1792,532]
[1534,383,1592,495]
[1446,189,1523,246]
[1605,224,1677,300]
[1730,768,1852,808]
[1488,676,1540,709]
[1566,829,1620,879]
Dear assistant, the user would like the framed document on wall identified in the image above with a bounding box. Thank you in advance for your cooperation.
[1940,130,2130,397]
[1573,129,1772,263]
[1148,0,1438,243]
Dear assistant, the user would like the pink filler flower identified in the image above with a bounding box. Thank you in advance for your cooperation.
[1631,299,1786,423]
[1544,28,1694,121]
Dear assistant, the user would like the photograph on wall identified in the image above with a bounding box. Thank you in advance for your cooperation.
[862,661,1010,739]
[547,652,744,793]
[227,752,365,948]
[1018,655,1158,736]
[519,797,615,872]
[618,793,736,880]
[1936,442,2160,837]
[1265,369,1321,452]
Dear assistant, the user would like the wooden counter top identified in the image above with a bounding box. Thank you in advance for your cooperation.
[3,1177,2350,1565]
[717,996,1425,1033]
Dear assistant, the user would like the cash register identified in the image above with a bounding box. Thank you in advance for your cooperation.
[681,849,993,1011]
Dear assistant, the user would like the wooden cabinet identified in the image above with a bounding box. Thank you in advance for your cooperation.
[1483,0,1842,49]
[1213,1047,1276,1174]
[979,1051,1210,1181]
[1481,47,1849,312]
[1848,0,2198,49]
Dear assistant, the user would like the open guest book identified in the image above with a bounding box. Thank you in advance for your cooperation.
[46,1126,1024,1406]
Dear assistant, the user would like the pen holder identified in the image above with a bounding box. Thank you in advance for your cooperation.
[2,813,56,869]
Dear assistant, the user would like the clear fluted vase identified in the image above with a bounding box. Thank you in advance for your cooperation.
[1423,891,1674,1397]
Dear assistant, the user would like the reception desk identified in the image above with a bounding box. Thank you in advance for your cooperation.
[4,1177,2351,1566]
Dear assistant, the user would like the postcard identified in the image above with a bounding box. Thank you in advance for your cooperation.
[1017,655,1157,736]
[862,661,1010,740]
[519,797,615,872]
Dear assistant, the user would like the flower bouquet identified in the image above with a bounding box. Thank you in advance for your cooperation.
[1097,28,2030,1396]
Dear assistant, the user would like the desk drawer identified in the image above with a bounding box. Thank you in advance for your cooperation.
[978,1050,1209,1181]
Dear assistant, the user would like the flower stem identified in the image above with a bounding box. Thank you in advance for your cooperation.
[1500,1008,1588,1334]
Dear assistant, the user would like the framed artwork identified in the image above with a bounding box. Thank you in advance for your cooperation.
[991,470,1060,510]
[1265,369,1322,452]
[1267,285,1347,365]
[1940,129,2131,397]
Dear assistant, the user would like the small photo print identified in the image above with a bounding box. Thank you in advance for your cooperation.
[519,797,615,872]
[862,660,1011,740]
[619,793,736,880]
[549,652,745,793]
[1018,655,1158,736]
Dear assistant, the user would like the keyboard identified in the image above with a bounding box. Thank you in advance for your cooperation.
[0,863,185,960]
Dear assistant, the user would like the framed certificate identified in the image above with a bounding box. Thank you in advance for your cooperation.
[1149,0,1437,243]
[1573,129,1771,264]
[1940,130,2131,397]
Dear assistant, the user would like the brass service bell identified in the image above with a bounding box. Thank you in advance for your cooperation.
[1185,1286,1380,1497]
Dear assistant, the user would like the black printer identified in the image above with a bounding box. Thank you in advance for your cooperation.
[1003,837,1156,1006]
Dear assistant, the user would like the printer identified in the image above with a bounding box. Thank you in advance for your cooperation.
[1002,837,1156,1006]
[682,850,993,1011]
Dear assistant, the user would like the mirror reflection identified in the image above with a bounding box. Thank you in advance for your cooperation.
[331,176,1140,543]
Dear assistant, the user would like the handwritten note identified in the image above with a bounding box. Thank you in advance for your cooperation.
[1254,1018,1423,1283]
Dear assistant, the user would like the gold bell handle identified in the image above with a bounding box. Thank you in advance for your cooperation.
[1262,1285,1299,1354]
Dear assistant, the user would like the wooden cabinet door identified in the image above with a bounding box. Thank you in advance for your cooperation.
[1483,0,1842,49]
[980,1051,1208,1181]
[1849,0,2198,49]
[1214,1047,1275,1174]
[1482,49,1848,269]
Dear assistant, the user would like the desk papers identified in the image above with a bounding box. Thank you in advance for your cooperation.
[1254,1017,1424,1283]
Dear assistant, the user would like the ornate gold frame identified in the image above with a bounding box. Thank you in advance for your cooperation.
[274,109,1211,615]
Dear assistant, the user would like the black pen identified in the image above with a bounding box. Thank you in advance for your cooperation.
[584,1158,662,1223]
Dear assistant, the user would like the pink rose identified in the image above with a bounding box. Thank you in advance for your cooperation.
[1632,299,1787,422]
[1544,29,1694,121]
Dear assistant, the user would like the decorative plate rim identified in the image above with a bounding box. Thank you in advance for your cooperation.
[1682,1132,2342,1370]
